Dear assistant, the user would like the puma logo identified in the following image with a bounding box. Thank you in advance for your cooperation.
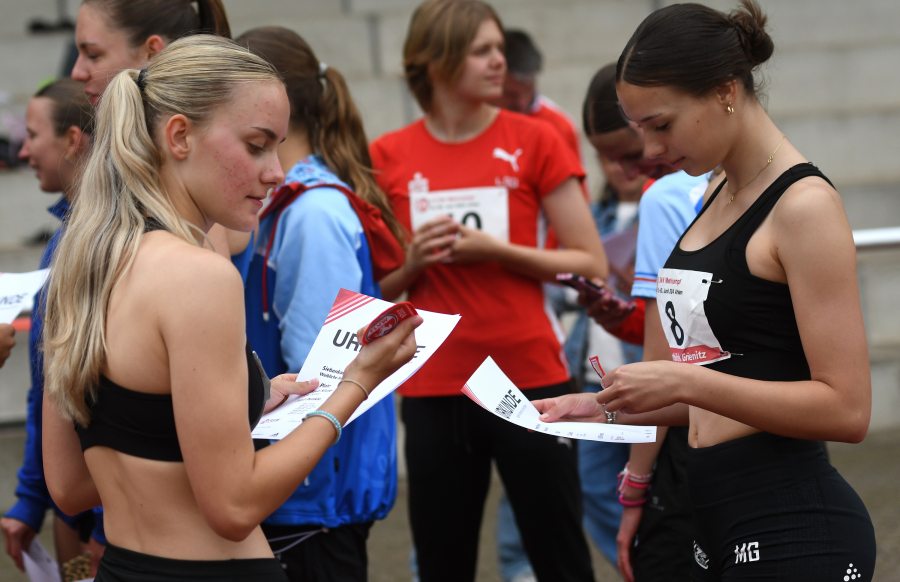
[492,147,523,172]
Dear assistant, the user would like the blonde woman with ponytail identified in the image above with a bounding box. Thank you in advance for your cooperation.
[235,28,406,581]
[41,35,421,582]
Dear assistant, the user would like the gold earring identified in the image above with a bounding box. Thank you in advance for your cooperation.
[727,102,735,114]
[64,154,75,164]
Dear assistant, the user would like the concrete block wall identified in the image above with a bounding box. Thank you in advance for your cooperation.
[1,0,899,425]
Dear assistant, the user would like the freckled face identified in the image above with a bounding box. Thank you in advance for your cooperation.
[616,82,727,177]
[71,3,146,105]
[183,82,290,232]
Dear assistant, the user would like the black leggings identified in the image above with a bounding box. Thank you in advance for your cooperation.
[95,543,288,582]
[403,384,595,582]
[633,426,694,581]
[688,432,875,581]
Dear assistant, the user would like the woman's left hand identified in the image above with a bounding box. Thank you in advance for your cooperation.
[598,361,689,414]
[448,225,504,264]
[533,393,607,424]
[264,374,320,414]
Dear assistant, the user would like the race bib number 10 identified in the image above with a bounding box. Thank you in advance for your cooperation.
[410,187,510,243]
[656,268,730,366]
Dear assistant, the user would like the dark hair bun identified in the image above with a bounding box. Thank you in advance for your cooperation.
[729,0,773,67]
[617,0,774,98]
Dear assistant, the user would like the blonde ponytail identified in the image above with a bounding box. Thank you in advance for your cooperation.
[44,35,281,424]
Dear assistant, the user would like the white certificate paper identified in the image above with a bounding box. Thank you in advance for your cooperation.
[23,539,61,582]
[0,269,50,324]
[252,289,460,439]
[462,357,657,443]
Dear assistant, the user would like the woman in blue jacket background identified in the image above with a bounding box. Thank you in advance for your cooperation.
[1,79,104,575]
[237,27,407,582]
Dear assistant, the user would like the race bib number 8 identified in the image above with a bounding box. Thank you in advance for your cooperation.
[656,268,730,366]
[410,187,510,243]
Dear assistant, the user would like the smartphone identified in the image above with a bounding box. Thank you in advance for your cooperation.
[556,273,636,313]
[358,301,418,346]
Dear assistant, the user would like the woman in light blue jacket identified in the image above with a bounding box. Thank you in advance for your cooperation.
[238,27,407,582]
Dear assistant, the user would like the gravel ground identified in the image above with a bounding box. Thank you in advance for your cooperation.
[1,427,897,581]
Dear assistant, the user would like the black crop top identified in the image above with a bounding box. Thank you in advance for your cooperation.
[75,218,270,461]
[661,163,833,383]
[75,342,269,462]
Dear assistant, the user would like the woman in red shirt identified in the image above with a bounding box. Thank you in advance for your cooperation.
[370,2,606,581]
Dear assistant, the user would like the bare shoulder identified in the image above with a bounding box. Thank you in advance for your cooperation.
[771,174,855,265]
[144,231,237,279]
[773,174,846,227]
[138,232,243,318]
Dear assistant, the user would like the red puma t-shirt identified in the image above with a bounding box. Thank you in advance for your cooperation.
[370,109,585,397]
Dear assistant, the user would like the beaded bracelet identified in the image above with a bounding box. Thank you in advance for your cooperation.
[616,462,654,507]
[618,491,648,507]
[304,410,341,445]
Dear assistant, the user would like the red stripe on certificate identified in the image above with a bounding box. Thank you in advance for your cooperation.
[324,297,375,325]
[324,289,377,325]
[461,384,489,411]
[327,289,365,317]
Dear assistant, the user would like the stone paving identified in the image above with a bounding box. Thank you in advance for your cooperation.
[1,425,898,581]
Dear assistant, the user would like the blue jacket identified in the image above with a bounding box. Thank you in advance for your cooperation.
[4,198,105,543]
[245,155,397,528]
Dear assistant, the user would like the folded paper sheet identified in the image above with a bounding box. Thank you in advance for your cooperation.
[0,269,50,324]
[252,289,460,440]
[462,357,656,443]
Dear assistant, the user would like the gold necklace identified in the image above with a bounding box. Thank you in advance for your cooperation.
[727,134,787,204]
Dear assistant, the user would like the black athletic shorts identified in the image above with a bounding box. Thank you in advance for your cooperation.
[262,522,372,582]
[688,432,876,581]
[95,543,288,581]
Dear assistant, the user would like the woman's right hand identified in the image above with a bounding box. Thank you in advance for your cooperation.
[0,517,35,572]
[616,505,642,582]
[344,315,424,390]
[407,216,459,272]
[579,279,632,331]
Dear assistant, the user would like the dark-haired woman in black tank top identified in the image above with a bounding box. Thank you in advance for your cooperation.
[534,2,875,580]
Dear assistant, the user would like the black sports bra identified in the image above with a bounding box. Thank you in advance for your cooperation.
[75,218,270,462]
[662,163,833,383]
[75,342,269,462]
